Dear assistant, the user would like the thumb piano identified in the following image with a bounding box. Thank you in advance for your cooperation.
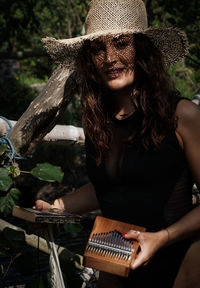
[83,216,146,277]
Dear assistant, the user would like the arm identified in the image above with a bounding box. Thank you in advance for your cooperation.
[35,182,100,214]
[125,100,200,269]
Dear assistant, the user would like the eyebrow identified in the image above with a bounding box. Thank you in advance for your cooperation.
[113,35,131,41]
[91,35,131,45]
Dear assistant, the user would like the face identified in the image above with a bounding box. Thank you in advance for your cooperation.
[90,34,135,91]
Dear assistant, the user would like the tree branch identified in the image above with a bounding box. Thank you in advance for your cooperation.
[0,120,85,144]
[7,65,79,156]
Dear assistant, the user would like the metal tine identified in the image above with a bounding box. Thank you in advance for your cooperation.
[113,230,119,258]
[118,231,124,259]
[93,233,100,254]
[100,232,107,256]
[124,237,130,261]
[106,231,113,257]
[101,232,106,255]
[126,240,132,260]
[89,233,96,253]
[126,240,132,261]
[88,233,96,252]
[103,232,111,257]
[106,231,114,257]
[118,235,125,260]
[111,231,118,258]
[115,231,122,259]
[96,232,103,254]
[128,240,134,261]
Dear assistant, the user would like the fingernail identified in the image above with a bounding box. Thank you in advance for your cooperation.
[121,233,127,237]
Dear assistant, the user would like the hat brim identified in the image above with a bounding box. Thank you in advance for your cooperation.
[42,27,188,68]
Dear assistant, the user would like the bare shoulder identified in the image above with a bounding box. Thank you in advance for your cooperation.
[175,99,200,145]
[176,99,200,119]
[176,99,200,129]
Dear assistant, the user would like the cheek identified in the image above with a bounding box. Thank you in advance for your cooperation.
[118,48,135,68]
[92,55,104,72]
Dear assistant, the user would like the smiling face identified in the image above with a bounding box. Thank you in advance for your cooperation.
[90,34,135,91]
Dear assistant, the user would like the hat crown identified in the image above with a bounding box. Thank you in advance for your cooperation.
[85,0,148,34]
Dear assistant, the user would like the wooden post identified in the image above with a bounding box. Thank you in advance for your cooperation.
[8,65,79,156]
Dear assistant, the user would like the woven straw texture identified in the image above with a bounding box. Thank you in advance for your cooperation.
[42,0,188,68]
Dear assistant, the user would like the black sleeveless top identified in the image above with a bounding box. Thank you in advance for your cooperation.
[85,99,194,287]
[85,102,194,232]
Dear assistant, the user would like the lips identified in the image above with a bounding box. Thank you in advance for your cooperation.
[106,68,124,79]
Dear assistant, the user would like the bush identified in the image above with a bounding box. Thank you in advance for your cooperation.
[0,76,38,120]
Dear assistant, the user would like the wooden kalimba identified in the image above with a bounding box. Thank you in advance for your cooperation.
[83,216,146,277]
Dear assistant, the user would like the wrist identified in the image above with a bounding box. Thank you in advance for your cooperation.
[156,229,169,249]
[52,198,65,211]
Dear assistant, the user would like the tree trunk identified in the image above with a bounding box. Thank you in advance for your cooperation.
[0,218,83,269]
[8,65,79,156]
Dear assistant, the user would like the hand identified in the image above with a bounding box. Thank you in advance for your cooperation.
[32,199,58,236]
[33,199,52,211]
[124,229,169,270]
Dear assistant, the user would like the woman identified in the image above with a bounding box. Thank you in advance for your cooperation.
[36,0,200,287]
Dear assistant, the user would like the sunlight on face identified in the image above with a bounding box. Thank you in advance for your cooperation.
[90,34,135,91]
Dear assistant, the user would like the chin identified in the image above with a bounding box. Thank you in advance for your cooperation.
[106,79,134,91]
[103,72,135,91]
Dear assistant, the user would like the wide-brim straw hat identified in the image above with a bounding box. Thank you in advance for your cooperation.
[42,0,188,68]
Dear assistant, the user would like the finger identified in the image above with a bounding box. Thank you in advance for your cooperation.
[143,260,150,266]
[125,230,141,239]
[131,254,148,270]
[34,200,45,210]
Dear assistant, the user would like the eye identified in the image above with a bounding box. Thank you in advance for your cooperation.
[90,43,105,54]
[115,40,129,49]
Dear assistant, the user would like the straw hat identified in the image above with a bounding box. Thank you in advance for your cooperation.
[42,0,188,68]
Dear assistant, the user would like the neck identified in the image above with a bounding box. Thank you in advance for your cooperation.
[112,86,135,119]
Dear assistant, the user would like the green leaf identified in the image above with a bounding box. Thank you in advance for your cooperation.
[10,188,22,201]
[0,168,12,192]
[2,228,26,250]
[0,249,6,255]
[0,194,15,215]
[31,163,64,183]
[8,166,21,178]
[0,188,21,215]
[63,223,83,237]
[0,144,7,156]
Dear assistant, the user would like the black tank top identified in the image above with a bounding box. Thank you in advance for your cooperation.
[85,100,194,232]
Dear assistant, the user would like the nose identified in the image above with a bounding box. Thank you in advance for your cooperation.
[104,45,117,64]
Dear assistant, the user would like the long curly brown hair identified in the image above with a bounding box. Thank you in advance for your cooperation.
[78,33,179,165]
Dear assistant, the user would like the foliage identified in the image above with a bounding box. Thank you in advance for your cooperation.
[168,61,197,99]
[64,222,83,237]
[0,0,85,53]
[0,168,12,191]
[0,143,83,286]
[0,145,64,216]
[31,162,64,183]
[0,225,83,287]
[144,0,200,97]
[0,0,199,101]
[0,76,38,120]
[1,227,26,251]
[0,0,199,286]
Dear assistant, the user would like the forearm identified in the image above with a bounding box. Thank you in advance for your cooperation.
[128,206,200,270]
[165,206,200,244]
[156,206,200,248]
[52,182,100,214]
